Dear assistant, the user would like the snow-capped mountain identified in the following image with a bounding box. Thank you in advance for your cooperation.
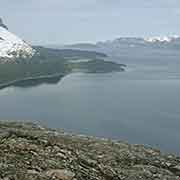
[62,35,180,52]
[97,36,180,46]
[0,18,35,63]
[144,36,180,43]
[59,35,180,61]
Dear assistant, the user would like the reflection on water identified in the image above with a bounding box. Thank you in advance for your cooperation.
[13,76,63,88]
[0,75,64,90]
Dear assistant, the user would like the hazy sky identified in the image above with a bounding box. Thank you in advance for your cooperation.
[1,0,180,45]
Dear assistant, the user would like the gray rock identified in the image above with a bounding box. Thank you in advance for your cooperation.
[46,169,75,180]
[0,18,8,30]
[0,121,180,180]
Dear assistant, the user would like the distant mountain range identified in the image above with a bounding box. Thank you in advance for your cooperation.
[61,36,180,51]
[47,36,180,61]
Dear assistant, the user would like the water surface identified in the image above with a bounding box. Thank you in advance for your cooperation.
[0,60,180,154]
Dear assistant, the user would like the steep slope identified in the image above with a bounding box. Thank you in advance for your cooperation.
[0,18,8,30]
[0,18,35,63]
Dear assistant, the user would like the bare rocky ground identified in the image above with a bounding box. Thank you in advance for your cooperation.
[0,121,180,180]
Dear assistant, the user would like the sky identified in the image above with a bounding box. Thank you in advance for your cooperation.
[1,0,180,45]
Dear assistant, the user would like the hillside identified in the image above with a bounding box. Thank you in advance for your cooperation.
[0,45,125,88]
[0,19,125,88]
[0,18,35,63]
[0,121,180,180]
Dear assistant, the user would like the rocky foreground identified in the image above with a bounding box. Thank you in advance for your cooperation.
[0,121,180,180]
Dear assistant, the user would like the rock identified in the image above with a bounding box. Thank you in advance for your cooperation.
[0,121,180,180]
[0,18,8,30]
[171,165,180,176]
[56,152,67,159]
[2,178,9,180]
[173,165,180,171]
[27,169,40,175]
[46,169,75,180]
[165,162,172,167]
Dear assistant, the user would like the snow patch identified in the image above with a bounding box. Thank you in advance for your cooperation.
[0,26,35,61]
[144,35,180,43]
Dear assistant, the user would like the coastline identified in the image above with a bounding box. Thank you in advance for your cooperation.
[0,65,125,90]
[0,72,66,89]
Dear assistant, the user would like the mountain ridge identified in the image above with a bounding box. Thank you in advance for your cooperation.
[0,18,35,63]
[62,35,180,49]
[0,18,8,30]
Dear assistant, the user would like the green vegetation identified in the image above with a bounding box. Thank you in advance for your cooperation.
[0,62,68,84]
[32,46,107,62]
[0,47,125,87]
[68,59,125,73]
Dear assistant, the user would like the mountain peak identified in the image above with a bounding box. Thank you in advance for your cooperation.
[0,18,8,30]
[0,18,35,63]
[144,35,180,43]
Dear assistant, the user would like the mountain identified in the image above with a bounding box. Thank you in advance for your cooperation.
[99,36,180,50]
[144,36,180,43]
[60,36,180,52]
[0,18,35,63]
[57,36,180,61]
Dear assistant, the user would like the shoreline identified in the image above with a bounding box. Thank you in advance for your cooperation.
[0,121,180,180]
[0,67,125,90]
[0,72,66,89]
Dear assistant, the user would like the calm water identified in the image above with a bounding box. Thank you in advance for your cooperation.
[0,59,180,154]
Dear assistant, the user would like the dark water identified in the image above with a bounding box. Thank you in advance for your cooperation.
[0,59,180,154]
